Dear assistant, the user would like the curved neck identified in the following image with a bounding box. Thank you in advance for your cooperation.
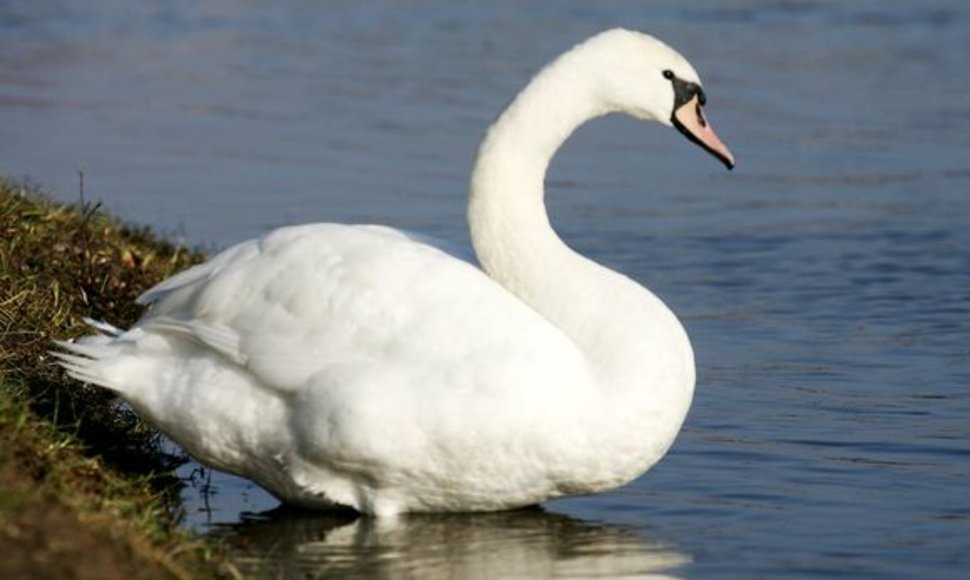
[469,52,605,284]
[467,46,694,435]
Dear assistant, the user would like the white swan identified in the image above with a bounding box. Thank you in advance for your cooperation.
[55,29,734,516]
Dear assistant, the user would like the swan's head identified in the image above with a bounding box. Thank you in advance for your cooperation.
[578,29,735,169]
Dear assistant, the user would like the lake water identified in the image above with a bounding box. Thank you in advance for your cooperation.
[3,1,969,577]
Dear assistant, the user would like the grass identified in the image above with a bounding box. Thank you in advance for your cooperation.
[0,178,238,578]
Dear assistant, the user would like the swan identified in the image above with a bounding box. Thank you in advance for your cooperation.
[55,28,734,516]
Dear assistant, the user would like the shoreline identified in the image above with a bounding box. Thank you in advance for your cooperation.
[0,178,234,578]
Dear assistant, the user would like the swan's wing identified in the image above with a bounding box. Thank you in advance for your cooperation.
[56,223,598,507]
[136,238,260,306]
[135,223,588,396]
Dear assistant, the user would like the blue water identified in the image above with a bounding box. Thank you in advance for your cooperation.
[3,1,969,577]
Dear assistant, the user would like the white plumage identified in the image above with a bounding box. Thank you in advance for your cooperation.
[55,29,733,516]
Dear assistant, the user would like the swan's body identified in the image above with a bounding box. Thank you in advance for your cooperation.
[56,29,733,516]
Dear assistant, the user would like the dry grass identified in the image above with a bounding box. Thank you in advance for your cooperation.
[0,178,237,578]
[0,178,198,466]
[0,391,230,579]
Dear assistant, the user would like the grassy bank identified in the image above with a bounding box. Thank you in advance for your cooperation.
[0,178,234,578]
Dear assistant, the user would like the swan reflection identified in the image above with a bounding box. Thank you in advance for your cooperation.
[210,507,689,579]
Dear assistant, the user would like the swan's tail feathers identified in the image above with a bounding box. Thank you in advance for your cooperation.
[81,317,123,337]
[51,321,125,392]
[50,346,110,387]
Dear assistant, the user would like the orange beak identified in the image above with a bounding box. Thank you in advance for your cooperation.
[672,95,735,170]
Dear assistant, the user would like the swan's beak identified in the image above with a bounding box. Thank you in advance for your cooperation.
[672,95,735,170]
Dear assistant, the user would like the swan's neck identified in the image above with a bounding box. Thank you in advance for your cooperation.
[468,45,695,445]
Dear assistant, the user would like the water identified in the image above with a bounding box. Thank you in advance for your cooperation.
[3,1,969,577]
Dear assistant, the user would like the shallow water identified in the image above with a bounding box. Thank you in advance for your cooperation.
[3,1,970,577]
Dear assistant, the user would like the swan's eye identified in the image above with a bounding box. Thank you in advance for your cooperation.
[662,69,675,80]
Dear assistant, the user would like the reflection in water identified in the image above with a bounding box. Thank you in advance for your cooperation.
[209,507,689,579]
